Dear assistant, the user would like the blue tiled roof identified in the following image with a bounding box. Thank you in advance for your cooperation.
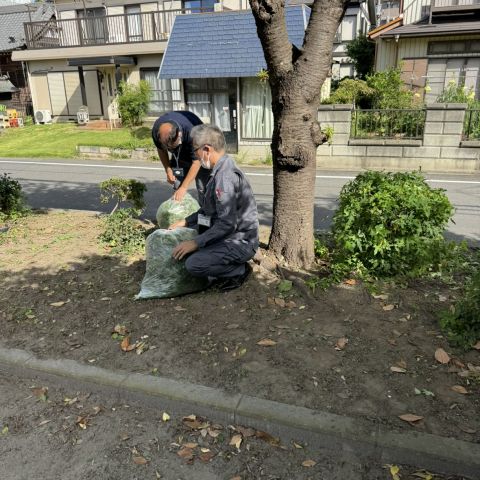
[159,6,309,79]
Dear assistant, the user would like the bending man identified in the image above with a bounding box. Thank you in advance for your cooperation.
[169,124,259,292]
[152,110,210,203]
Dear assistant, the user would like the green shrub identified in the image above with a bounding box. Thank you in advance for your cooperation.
[117,80,152,127]
[323,78,374,106]
[440,271,480,350]
[332,171,454,277]
[366,68,416,109]
[99,177,147,215]
[99,208,145,254]
[0,173,27,220]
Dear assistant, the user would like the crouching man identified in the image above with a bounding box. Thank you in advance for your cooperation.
[169,124,259,291]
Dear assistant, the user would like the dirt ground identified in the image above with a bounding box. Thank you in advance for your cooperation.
[0,373,467,480]
[1,211,479,451]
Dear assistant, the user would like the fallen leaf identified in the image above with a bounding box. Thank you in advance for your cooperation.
[383,304,395,311]
[372,293,389,300]
[344,279,356,285]
[434,348,450,365]
[390,366,406,373]
[302,459,316,467]
[200,448,210,453]
[174,306,187,312]
[229,477,242,480]
[389,464,401,480]
[92,406,101,415]
[274,297,286,307]
[399,413,423,424]
[412,470,434,480]
[183,442,198,449]
[50,301,66,307]
[451,385,468,394]
[162,412,170,422]
[199,451,215,462]
[458,425,477,434]
[396,360,407,369]
[438,295,448,302]
[177,447,194,460]
[387,338,397,346]
[335,337,348,351]
[133,456,148,465]
[236,426,255,438]
[207,428,221,438]
[1,426,9,435]
[76,416,89,429]
[37,420,51,427]
[255,430,280,446]
[229,434,243,450]
[257,338,277,347]
[392,329,402,337]
[472,341,480,350]
[120,336,136,352]
[113,324,128,336]
[452,358,465,369]
[286,301,296,308]
[63,396,78,406]
[100,297,111,301]
[293,441,303,449]
[135,341,148,355]
[32,387,48,402]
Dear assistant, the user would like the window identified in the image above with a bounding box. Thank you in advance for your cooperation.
[241,77,273,139]
[78,8,107,45]
[125,5,142,42]
[184,78,232,131]
[182,0,217,13]
[140,69,182,115]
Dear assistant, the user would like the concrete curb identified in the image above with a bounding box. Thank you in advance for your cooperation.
[0,347,478,478]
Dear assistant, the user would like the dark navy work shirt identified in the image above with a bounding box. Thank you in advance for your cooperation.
[151,111,203,171]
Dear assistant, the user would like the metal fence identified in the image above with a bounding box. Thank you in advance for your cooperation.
[463,109,480,140]
[351,109,426,140]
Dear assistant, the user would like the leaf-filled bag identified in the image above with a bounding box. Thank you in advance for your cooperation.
[156,193,200,229]
[136,228,208,299]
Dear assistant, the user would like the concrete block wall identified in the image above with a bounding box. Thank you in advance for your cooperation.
[317,103,480,173]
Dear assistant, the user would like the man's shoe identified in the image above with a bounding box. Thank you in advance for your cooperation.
[218,263,252,292]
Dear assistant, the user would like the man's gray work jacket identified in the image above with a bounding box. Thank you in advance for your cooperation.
[186,154,259,250]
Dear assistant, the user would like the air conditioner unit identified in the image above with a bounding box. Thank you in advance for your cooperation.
[35,110,52,124]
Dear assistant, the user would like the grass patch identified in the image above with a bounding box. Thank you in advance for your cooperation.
[0,123,153,158]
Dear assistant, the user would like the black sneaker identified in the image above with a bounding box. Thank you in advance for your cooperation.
[218,263,252,292]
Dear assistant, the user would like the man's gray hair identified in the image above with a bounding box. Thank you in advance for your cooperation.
[191,124,226,152]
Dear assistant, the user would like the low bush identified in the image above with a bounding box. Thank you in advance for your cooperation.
[332,171,454,277]
[99,177,147,215]
[117,80,152,127]
[99,208,145,254]
[440,271,480,350]
[0,173,28,221]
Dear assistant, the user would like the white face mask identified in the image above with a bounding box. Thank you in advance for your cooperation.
[200,151,211,170]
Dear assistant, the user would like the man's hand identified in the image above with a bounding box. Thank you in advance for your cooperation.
[168,219,187,230]
[166,167,176,185]
[172,240,198,260]
[173,186,187,202]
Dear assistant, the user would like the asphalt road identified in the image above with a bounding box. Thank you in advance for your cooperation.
[1,158,479,245]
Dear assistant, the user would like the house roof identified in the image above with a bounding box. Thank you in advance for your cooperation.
[0,3,55,52]
[380,20,480,38]
[0,76,18,93]
[159,6,310,79]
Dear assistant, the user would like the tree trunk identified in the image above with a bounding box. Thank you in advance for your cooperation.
[249,0,348,269]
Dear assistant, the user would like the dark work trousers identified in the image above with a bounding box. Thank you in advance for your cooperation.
[185,240,255,279]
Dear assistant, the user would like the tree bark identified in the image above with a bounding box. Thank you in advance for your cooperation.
[250,0,348,268]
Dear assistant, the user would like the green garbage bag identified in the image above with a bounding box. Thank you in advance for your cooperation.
[136,227,208,299]
[156,193,199,229]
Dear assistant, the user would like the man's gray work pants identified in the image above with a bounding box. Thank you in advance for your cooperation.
[185,240,255,279]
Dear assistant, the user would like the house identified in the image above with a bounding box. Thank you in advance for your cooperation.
[12,0,369,154]
[0,2,55,115]
[370,0,480,102]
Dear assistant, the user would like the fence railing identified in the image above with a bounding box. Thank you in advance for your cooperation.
[24,8,208,49]
[351,109,426,139]
[463,109,480,140]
